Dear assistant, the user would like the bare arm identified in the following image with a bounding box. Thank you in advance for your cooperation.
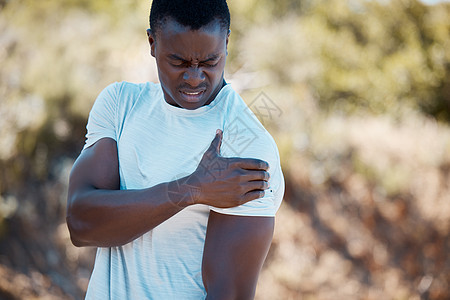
[202,211,274,300]
[66,130,270,247]
[66,137,189,247]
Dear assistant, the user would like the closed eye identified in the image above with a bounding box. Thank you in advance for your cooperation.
[170,61,219,68]
[201,56,221,67]
[170,61,188,67]
[167,54,220,68]
[201,61,219,67]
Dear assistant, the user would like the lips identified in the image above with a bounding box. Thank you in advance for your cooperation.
[182,91,202,96]
[179,89,205,103]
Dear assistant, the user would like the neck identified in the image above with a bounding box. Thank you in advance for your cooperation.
[205,79,227,106]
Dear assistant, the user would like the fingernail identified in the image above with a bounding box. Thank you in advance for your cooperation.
[216,129,221,134]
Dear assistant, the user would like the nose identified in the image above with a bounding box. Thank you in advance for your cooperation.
[183,66,205,87]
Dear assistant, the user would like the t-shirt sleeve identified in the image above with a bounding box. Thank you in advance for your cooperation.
[209,119,285,217]
[83,82,120,150]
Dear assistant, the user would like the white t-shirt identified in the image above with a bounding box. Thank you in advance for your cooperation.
[83,81,284,299]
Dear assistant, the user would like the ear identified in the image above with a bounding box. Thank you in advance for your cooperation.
[226,29,230,55]
[147,29,156,57]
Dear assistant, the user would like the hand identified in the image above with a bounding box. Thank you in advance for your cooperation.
[187,129,270,208]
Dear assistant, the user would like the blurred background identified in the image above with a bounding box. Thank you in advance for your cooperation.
[0,0,449,299]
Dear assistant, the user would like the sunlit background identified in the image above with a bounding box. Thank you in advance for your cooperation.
[1,0,449,299]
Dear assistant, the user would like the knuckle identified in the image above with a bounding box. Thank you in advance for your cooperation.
[235,168,245,177]
[228,159,239,169]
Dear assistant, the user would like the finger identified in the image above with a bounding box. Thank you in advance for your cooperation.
[229,158,269,171]
[241,170,270,182]
[242,190,265,203]
[206,129,223,155]
[245,180,269,191]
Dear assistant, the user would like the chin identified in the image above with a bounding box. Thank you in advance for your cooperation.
[180,101,206,110]
[175,92,211,110]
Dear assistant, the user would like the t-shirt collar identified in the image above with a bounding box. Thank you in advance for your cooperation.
[159,83,231,116]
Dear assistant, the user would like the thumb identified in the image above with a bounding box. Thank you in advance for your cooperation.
[207,129,223,155]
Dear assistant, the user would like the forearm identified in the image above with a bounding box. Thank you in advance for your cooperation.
[67,179,192,247]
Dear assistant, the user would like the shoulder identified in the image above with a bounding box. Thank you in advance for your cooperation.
[100,81,162,108]
[95,81,148,101]
[114,81,156,98]
[221,86,280,162]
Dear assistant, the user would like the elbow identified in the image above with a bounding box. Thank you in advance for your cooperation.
[66,190,95,247]
[66,205,129,248]
[66,215,89,247]
[66,198,95,247]
[70,235,87,248]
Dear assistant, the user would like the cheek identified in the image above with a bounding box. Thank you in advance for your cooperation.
[207,68,224,82]
[159,65,181,84]
[206,61,226,80]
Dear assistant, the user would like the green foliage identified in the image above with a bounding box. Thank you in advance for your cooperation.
[0,0,151,214]
[1,1,450,298]
[230,0,450,120]
[308,0,450,119]
[1,0,449,223]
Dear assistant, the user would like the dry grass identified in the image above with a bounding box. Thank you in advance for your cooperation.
[255,113,450,300]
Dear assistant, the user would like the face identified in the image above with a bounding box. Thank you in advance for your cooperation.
[148,18,229,110]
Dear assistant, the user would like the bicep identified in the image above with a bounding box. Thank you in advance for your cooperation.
[202,211,274,299]
[68,137,120,201]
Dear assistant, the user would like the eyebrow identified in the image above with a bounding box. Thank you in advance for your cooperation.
[168,54,221,62]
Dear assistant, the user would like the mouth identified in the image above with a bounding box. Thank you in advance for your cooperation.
[179,90,205,103]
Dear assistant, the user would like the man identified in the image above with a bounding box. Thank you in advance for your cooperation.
[66,0,284,299]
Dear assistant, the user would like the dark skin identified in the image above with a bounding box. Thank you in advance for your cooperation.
[149,18,229,110]
[67,18,275,299]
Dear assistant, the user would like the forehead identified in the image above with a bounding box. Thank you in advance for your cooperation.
[155,18,227,58]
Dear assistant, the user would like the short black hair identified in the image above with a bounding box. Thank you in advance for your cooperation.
[149,0,230,35]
